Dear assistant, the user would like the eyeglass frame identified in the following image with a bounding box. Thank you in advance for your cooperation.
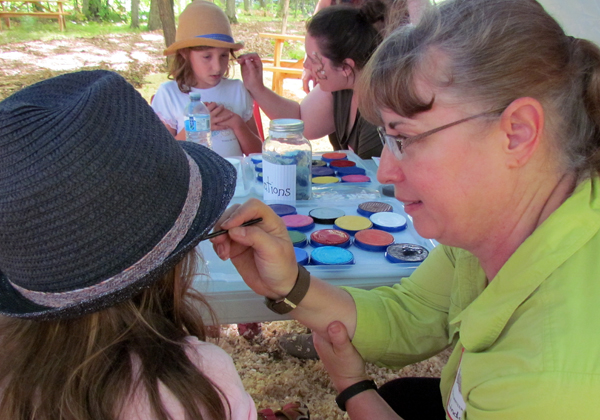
[377,108,506,160]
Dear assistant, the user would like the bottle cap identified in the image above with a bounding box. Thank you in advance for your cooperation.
[289,230,308,248]
[385,243,429,263]
[313,176,340,184]
[335,166,366,176]
[341,174,370,183]
[357,201,394,217]
[311,246,355,265]
[309,207,345,224]
[282,214,315,231]
[310,229,351,248]
[312,166,335,177]
[269,118,304,132]
[294,247,310,265]
[269,204,297,217]
[354,229,395,252]
[190,92,201,100]
[334,215,373,235]
[321,152,348,162]
[330,160,356,168]
[370,212,407,232]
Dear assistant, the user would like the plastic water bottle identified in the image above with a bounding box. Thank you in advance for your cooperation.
[184,92,211,148]
[262,119,312,202]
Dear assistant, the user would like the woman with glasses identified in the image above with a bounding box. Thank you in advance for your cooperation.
[213,0,600,418]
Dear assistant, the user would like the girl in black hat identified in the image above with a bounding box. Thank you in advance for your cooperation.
[0,70,258,420]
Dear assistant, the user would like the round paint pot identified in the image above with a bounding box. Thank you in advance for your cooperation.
[309,207,345,224]
[256,173,263,182]
[250,153,263,164]
[334,215,373,235]
[311,246,355,265]
[294,247,310,265]
[282,214,315,232]
[310,229,351,248]
[321,152,348,162]
[341,174,371,183]
[312,166,335,177]
[254,162,263,172]
[269,203,297,217]
[288,230,308,248]
[335,166,367,176]
[370,212,407,232]
[313,176,340,184]
[329,159,356,169]
[312,159,327,167]
[354,229,395,252]
[357,201,394,217]
[385,243,429,263]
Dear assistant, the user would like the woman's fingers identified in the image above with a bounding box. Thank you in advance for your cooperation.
[314,321,370,392]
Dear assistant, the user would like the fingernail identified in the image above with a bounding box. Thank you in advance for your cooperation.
[329,322,341,334]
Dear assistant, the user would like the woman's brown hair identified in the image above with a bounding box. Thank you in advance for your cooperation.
[0,251,230,420]
[359,0,600,178]
[169,46,236,93]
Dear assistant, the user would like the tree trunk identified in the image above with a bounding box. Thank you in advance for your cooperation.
[243,0,250,12]
[158,0,176,47]
[148,0,161,31]
[73,0,80,13]
[281,0,290,33]
[158,0,176,66]
[130,0,140,28]
[82,0,89,16]
[225,0,238,24]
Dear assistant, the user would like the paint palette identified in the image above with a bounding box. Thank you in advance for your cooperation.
[198,197,436,282]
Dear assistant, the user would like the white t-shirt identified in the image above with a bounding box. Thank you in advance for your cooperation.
[152,79,254,157]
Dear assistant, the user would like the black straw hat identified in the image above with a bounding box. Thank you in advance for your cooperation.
[0,70,236,320]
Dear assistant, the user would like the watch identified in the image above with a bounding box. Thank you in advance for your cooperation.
[264,264,310,314]
[335,379,378,411]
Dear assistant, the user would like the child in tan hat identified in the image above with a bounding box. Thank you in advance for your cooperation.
[152,0,263,157]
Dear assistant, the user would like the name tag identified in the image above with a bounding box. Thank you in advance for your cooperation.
[447,348,466,420]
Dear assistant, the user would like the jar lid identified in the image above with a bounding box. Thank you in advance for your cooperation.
[269,118,304,132]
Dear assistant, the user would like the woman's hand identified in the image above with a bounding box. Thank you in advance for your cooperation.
[313,321,371,393]
[210,199,298,299]
[238,53,266,95]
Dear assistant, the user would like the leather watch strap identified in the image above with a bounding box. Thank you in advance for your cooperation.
[335,379,378,411]
[264,264,310,314]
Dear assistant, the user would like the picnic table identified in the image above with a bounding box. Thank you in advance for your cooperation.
[0,0,67,31]
[259,32,305,95]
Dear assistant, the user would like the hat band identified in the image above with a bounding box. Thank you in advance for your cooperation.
[195,33,235,43]
[8,152,203,309]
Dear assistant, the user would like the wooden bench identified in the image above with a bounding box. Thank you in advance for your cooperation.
[259,33,305,95]
[1,0,67,31]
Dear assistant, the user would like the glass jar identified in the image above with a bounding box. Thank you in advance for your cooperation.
[262,119,312,202]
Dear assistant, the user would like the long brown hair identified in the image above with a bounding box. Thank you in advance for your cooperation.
[359,0,600,178]
[0,251,230,420]
[169,46,236,93]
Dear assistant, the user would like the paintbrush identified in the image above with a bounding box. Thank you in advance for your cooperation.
[201,218,263,241]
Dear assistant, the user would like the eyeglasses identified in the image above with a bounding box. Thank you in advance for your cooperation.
[378,108,505,160]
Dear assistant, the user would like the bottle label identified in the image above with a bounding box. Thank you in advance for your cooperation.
[262,160,296,203]
[185,114,210,132]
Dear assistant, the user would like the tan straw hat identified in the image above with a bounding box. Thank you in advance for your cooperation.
[164,0,244,56]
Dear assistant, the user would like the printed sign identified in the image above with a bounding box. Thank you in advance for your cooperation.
[263,160,296,203]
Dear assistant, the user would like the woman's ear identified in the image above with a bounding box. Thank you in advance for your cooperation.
[499,97,544,168]
[342,58,356,77]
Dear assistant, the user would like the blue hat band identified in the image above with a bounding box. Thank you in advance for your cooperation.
[195,33,235,43]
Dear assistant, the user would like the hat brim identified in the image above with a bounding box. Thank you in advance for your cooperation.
[164,39,244,56]
[0,142,236,320]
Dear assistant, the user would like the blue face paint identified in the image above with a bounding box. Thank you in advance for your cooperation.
[311,246,355,265]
